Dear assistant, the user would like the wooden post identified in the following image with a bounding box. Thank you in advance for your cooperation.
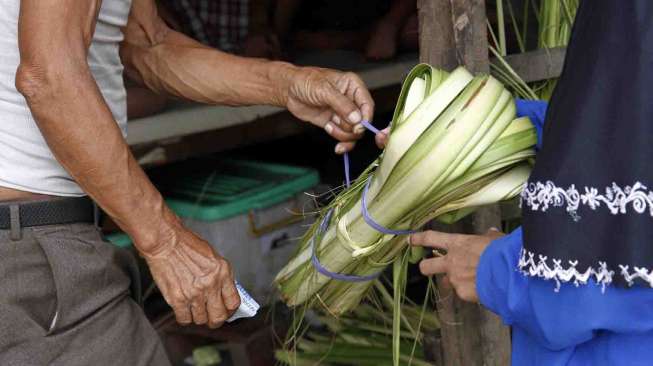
[418,0,511,365]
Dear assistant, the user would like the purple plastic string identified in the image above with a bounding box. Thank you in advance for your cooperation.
[310,120,414,282]
[311,209,383,282]
[341,120,416,235]
[343,153,351,188]
[342,120,382,187]
[361,176,418,236]
[361,120,382,135]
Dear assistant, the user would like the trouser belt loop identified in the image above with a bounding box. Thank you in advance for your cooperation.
[9,204,21,241]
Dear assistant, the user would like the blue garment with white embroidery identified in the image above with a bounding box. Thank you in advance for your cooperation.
[479,98,653,364]
[521,0,653,289]
[478,228,653,366]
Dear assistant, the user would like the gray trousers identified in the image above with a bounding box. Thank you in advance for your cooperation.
[0,223,171,366]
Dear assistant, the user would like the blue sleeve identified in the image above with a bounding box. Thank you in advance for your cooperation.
[515,99,547,149]
[476,227,653,351]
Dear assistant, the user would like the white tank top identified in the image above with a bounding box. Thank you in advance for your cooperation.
[0,0,132,196]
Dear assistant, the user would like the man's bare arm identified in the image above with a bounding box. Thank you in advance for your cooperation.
[16,0,239,328]
[121,0,375,153]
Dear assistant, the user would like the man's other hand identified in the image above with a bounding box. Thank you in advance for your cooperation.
[142,220,241,329]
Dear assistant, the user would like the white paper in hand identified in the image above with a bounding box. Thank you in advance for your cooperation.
[226,281,260,323]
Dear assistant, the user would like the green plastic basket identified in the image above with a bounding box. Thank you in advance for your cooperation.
[152,158,320,221]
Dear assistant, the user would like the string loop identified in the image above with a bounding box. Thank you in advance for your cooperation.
[310,121,415,282]
[311,209,383,282]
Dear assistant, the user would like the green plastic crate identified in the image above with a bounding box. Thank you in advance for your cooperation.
[152,158,319,221]
[104,232,133,248]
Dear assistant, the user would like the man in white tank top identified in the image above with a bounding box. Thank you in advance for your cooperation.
[0,0,378,364]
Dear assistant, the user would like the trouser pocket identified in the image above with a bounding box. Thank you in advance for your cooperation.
[32,223,134,335]
[0,227,59,334]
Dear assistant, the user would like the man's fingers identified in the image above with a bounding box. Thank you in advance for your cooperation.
[351,79,375,123]
[324,122,363,143]
[340,73,374,131]
[409,230,462,250]
[205,261,240,328]
[219,263,240,314]
[335,141,356,154]
[207,290,228,329]
[375,127,389,149]
[190,295,209,325]
[331,114,356,133]
[222,279,241,314]
[162,286,192,325]
[170,297,192,325]
[419,257,447,276]
[323,82,362,126]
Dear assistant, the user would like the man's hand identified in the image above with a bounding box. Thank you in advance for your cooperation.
[285,68,374,154]
[142,216,240,328]
[409,229,503,302]
[375,127,390,148]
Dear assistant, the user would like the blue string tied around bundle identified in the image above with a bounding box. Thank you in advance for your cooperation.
[310,120,418,282]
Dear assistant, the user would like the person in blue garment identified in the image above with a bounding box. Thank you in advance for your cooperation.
[409,1,653,365]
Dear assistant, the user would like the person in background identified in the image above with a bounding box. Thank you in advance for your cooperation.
[127,0,280,119]
[0,0,378,364]
[364,0,419,60]
[127,0,420,119]
[409,1,653,365]
[157,0,281,59]
[276,0,418,61]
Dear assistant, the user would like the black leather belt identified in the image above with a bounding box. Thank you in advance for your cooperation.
[0,196,96,230]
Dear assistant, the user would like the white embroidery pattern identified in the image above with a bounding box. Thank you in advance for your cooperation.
[521,181,653,221]
[518,249,653,291]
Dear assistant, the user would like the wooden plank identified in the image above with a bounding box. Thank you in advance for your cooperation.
[449,0,490,73]
[497,46,566,82]
[418,1,481,362]
[418,0,457,70]
[422,331,445,365]
[419,0,511,365]
[418,0,489,73]
[428,220,485,366]
[470,205,512,366]
[429,209,511,366]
